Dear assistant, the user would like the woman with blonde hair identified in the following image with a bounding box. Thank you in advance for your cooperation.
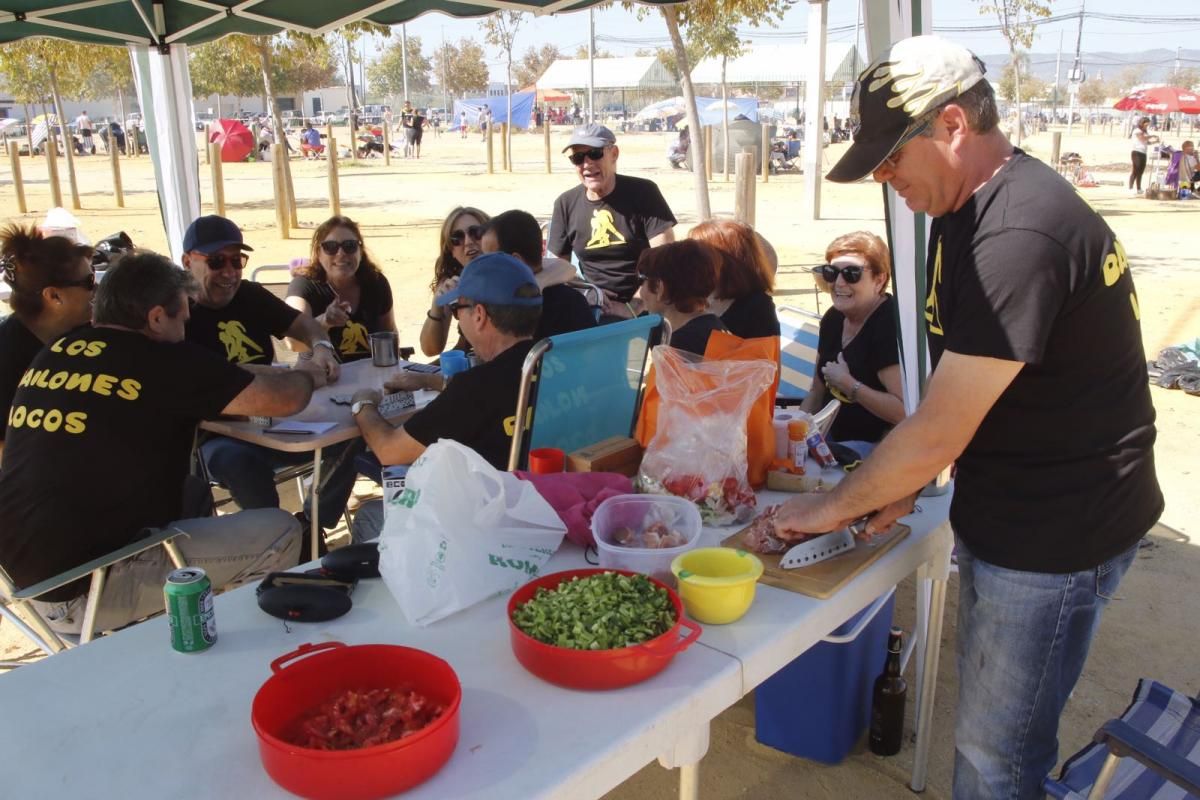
[799,230,904,458]
[688,219,779,339]
[419,206,490,356]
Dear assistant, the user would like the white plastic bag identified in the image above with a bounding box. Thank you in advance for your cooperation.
[377,440,567,626]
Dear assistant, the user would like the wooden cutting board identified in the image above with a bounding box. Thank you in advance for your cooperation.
[721,523,910,599]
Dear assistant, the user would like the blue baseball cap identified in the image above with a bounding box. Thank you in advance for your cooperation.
[437,252,542,308]
[183,215,254,255]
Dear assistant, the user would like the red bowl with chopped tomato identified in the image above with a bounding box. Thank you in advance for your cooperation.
[251,642,461,800]
[508,568,702,690]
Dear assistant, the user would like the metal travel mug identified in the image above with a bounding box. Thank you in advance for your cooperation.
[369,331,398,367]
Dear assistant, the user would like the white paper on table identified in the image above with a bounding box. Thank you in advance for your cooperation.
[264,420,337,435]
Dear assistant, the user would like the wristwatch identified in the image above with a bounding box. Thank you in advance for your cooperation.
[351,399,376,417]
[313,340,336,354]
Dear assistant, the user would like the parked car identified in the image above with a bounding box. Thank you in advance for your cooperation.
[194,111,215,131]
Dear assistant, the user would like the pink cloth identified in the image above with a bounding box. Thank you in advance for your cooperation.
[514,471,634,547]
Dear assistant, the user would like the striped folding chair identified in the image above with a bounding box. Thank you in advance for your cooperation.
[1043,679,1200,799]
[776,304,822,403]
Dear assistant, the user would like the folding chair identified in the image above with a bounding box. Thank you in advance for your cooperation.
[1044,679,1200,799]
[1,529,188,659]
[507,315,663,471]
[566,278,605,323]
[776,304,822,404]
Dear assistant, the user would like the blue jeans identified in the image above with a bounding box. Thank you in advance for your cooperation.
[200,436,360,529]
[953,535,1141,799]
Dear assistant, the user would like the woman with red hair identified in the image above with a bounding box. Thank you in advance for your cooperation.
[688,219,780,340]
[635,240,726,356]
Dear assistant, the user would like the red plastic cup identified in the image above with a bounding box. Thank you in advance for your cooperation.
[528,447,565,474]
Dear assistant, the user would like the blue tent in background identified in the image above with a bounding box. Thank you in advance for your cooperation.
[451,93,536,131]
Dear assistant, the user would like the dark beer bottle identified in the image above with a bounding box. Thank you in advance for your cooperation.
[869,626,907,756]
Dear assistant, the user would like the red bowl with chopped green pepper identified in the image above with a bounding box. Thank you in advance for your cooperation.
[507,568,702,690]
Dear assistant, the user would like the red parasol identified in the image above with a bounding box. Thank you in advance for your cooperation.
[1113,86,1200,115]
[208,118,255,162]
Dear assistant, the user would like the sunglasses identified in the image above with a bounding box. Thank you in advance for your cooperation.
[204,252,249,271]
[58,271,97,291]
[567,147,607,166]
[446,301,475,317]
[319,239,361,256]
[448,225,486,247]
[636,272,654,284]
[812,264,867,284]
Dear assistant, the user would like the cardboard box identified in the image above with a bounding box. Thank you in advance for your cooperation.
[566,436,643,476]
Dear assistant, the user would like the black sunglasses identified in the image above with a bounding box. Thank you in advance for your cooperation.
[448,225,486,247]
[205,252,249,271]
[58,271,97,291]
[567,147,607,166]
[636,272,653,284]
[812,264,867,284]
[319,239,361,256]
[446,301,475,317]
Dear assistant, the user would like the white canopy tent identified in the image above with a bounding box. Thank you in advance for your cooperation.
[689,41,860,86]
[536,56,674,91]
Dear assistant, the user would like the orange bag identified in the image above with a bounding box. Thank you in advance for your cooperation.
[636,331,780,488]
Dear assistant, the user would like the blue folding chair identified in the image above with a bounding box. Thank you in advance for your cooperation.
[507,315,663,471]
[1044,679,1200,799]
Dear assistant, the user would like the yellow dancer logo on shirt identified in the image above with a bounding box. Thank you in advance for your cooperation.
[925,237,944,336]
[340,321,369,355]
[585,209,626,249]
[217,320,264,363]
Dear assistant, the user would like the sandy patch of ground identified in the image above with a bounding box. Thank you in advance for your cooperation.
[1,121,1197,796]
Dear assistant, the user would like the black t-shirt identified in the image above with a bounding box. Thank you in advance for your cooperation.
[669,314,728,356]
[926,151,1162,573]
[721,291,781,340]
[287,271,394,362]
[0,315,45,444]
[404,340,534,470]
[815,294,900,444]
[548,175,676,302]
[0,327,253,600]
[185,281,300,365]
[536,284,596,342]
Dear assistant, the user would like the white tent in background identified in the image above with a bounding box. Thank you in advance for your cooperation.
[690,42,860,86]
[536,57,674,91]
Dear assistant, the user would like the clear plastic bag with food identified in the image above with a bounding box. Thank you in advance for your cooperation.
[637,345,778,525]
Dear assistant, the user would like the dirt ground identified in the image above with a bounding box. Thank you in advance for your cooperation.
[1,120,1197,798]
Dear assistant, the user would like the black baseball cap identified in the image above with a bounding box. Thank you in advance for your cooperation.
[182,215,254,255]
[828,36,988,183]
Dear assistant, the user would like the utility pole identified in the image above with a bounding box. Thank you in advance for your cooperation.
[1053,31,1062,123]
[1067,2,1085,137]
[402,24,410,102]
[1176,46,1182,81]
[587,9,596,124]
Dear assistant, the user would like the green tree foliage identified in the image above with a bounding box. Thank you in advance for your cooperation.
[514,44,562,88]
[1077,79,1110,107]
[433,38,489,98]
[1115,65,1148,95]
[997,52,1048,103]
[1172,66,1200,91]
[0,41,54,105]
[368,34,432,99]
[653,42,704,82]
[481,11,524,171]
[190,35,336,101]
[975,0,1051,145]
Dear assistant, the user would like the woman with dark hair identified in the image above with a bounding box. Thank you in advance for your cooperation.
[286,216,395,362]
[0,224,95,463]
[689,219,780,339]
[419,206,490,356]
[1129,117,1158,195]
[635,239,726,356]
[799,231,905,459]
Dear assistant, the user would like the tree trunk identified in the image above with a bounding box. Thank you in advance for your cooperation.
[257,40,298,227]
[117,87,128,144]
[47,67,81,209]
[662,6,711,221]
[1012,47,1023,147]
[721,55,730,182]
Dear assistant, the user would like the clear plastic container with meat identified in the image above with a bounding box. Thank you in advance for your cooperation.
[591,494,703,586]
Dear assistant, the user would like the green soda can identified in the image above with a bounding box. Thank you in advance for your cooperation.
[165,568,216,653]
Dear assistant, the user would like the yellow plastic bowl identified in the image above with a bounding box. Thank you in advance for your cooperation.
[670,548,764,625]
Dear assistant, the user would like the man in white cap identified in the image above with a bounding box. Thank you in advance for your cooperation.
[774,36,1161,799]
[548,123,676,322]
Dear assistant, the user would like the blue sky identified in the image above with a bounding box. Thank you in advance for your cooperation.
[393,0,1198,80]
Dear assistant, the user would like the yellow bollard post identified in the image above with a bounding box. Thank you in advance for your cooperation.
[9,148,27,213]
[761,125,770,184]
[45,135,63,209]
[209,141,225,216]
[110,140,124,208]
[734,149,756,227]
[327,137,341,217]
[487,121,495,174]
[271,143,290,239]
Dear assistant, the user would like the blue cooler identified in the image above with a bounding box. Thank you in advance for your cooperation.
[754,589,897,763]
